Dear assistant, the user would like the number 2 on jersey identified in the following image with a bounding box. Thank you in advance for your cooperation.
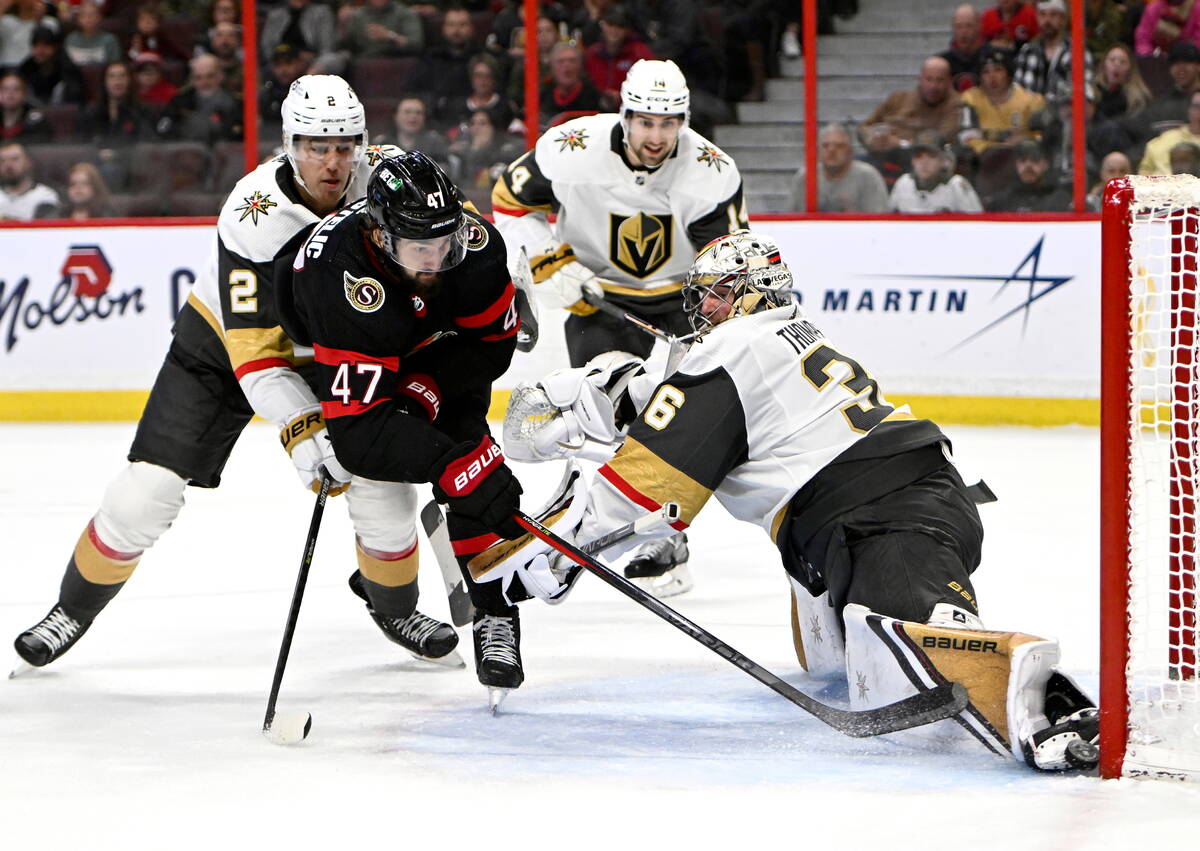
[801,344,893,432]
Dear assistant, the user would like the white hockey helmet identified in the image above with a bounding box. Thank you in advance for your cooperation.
[682,230,795,334]
[281,75,368,186]
[619,59,690,129]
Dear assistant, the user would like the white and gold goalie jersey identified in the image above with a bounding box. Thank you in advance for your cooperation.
[576,303,947,552]
[492,113,747,299]
[177,145,400,422]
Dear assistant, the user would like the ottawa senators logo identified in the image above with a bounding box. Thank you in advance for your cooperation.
[609,212,673,278]
[464,221,489,251]
[343,271,385,313]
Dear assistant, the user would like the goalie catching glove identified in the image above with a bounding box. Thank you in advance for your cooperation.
[280,407,352,495]
[431,435,524,539]
[528,242,599,316]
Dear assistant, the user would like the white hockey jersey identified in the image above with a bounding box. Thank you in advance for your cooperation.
[576,303,936,557]
[492,113,747,299]
[179,145,400,424]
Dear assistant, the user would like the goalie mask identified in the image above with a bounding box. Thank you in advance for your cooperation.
[364,151,469,274]
[281,75,368,193]
[682,230,795,334]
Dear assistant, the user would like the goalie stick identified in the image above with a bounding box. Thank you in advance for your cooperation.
[514,512,969,738]
[262,472,330,746]
[420,499,681,626]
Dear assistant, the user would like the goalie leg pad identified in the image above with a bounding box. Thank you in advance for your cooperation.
[842,603,1059,762]
[787,577,846,678]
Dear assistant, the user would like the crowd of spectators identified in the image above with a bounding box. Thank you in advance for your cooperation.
[1,0,812,219]
[791,0,1200,214]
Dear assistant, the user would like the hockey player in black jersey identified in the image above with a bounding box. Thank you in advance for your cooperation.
[480,230,1100,772]
[13,76,462,675]
[282,151,527,698]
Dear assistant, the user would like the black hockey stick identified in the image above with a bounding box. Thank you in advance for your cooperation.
[581,281,680,344]
[514,512,969,737]
[262,472,331,745]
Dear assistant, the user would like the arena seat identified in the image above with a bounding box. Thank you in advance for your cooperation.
[1137,55,1171,98]
[351,57,419,99]
[129,141,211,193]
[42,106,78,142]
[976,145,1017,204]
[167,191,223,217]
[28,143,96,190]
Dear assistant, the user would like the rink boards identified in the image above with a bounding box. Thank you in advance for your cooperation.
[0,218,1099,424]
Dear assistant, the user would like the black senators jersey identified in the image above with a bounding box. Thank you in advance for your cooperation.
[283,202,517,483]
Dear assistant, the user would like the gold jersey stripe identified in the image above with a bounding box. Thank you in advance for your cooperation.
[357,544,419,587]
[491,178,553,216]
[604,436,712,526]
[225,326,295,372]
[187,292,225,342]
[73,529,139,585]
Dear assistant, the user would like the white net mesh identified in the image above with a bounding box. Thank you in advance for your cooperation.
[1124,175,1200,778]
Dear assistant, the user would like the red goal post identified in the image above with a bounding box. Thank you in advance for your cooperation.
[1101,175,1200,781]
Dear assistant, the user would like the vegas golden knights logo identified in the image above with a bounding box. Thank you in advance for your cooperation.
[609,212,673,279]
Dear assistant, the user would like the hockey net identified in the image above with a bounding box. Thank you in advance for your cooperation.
[1102,175,1200,780]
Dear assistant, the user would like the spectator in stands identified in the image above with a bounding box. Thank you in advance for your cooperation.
[1128,40,1200,142]
[1085,0,1126,57]
[0,0,58,69]
[132,51,177,109]
[540,41,602,125]
[448,108,521,197]
[1086,149,1131,209]
[259,42,306,127]
[0,141,58,219]
[260,0,341,74]
[890,132,983,213]
[157,53,241,144]
[19,26,84,106]
[1093,43,1152,120]
[941,4,985,91]
[988,138,1071,210]
[586,4,655,109]
[788,123,889,212]
[859,123,910,191]
[1013,0,1093,105]
[1135,0,1200,58]
[625,0,719,95]
[79,59,150,189]
[196,0,240,55]
[64,1,122,67]
[442,53,517,133]
[127,3,190,64]
[959,46,1046,153]
[387,94,449,168]
[712,0,780,103]
[1171,139,1200,174]
[410,4,478,121]
[0,69,49,142]
[340,0,423,58]
[564,0,611,46]
[505,14,563,105]
[1140,89,1200,173]
[50,161,114,219]
[981,0,1038,48]
[860,57,962,149]
[207,21,242,94]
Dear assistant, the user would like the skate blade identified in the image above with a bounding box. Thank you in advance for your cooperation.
[8,658,34,679]
[488,687,509,715]
[406,647,465,669]
[629,564,694,599]
[263,711,312,745]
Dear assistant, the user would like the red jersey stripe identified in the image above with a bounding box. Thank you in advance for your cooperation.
[480,323,520,342]
[455,281,515,328]
[320,397,389,419]
[492,205,530,217]
[597,466,689,531]
[452,531,502,555]
[233,357,293,380]
[313,344,400,372]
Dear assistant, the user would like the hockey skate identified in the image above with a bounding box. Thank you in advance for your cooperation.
[348,572,463,668]
[12,604,92,675]
[472,606,523,713]
[623,531,693,598]
[1022,672,1100,772]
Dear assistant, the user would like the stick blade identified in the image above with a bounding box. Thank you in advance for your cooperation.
[836,682,969,738]
[420,500,475,626]
[263,711,312,745]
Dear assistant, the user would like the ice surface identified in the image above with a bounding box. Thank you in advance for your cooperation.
[1,423,1197,848]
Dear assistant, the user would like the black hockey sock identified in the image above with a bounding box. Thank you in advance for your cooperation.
[58,557,124,622]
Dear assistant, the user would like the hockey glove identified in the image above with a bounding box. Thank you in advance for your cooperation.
[280,407,352,496]
[528,243,600,316]
[431,435,524,539]
[397,373,441,421]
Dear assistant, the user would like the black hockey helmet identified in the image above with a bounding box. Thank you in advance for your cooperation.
[365,151,469,273]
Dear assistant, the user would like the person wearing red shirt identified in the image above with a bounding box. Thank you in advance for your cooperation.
[131,52,177,109]
[584,6,655,110]
[981,0,1039,48]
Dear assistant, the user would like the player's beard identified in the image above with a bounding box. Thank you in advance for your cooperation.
[400,265,441,298]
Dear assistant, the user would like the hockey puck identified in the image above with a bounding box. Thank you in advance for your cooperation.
[263,711,312,745]
[1065,738,1099,769]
